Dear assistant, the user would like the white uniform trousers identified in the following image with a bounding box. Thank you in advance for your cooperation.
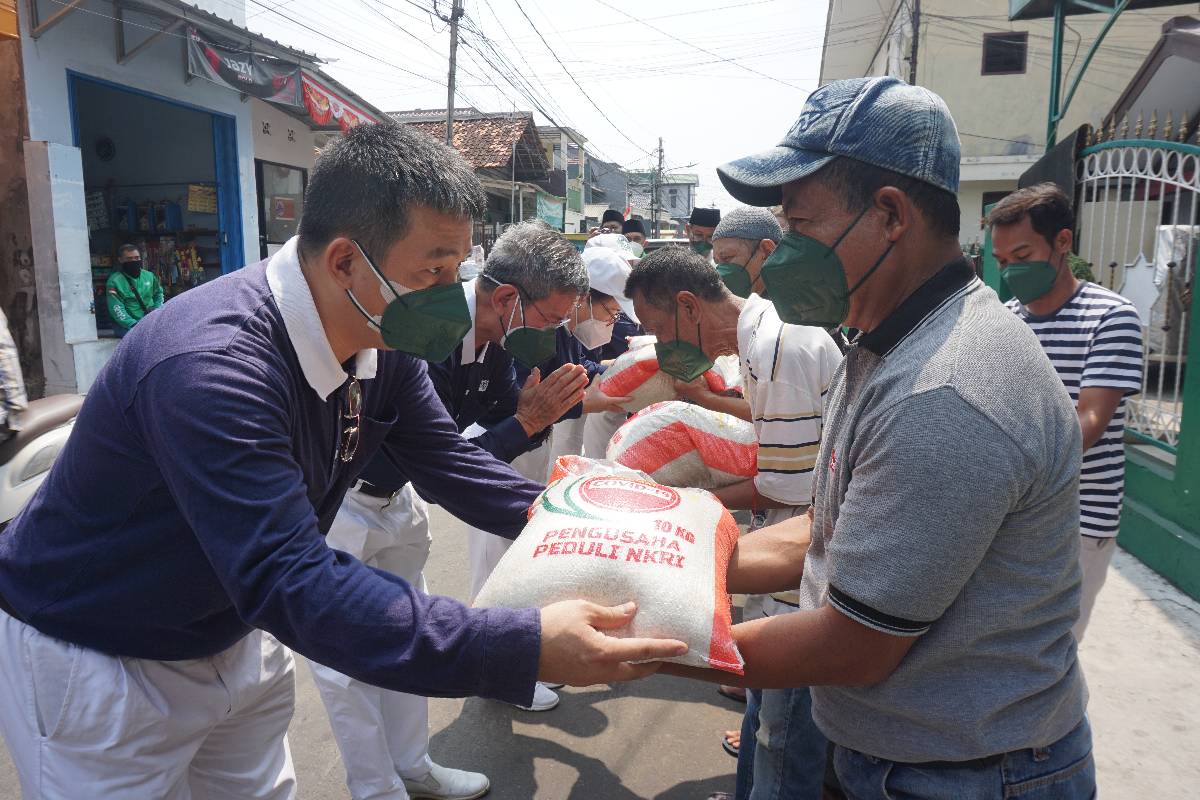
[0,612,296,799]
[582,410,627,460]
[548,414,587,466]
[1073,534,1117,644]
[463,425,550,603]
[307,484,434,800]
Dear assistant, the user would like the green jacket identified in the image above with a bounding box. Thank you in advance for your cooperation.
[106,269,164,331]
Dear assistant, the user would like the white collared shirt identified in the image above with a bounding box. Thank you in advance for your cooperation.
[266,236,378,400]
[460,278,492,365]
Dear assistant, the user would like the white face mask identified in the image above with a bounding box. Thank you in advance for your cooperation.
[572,299,614,350]
[574,319,613,350]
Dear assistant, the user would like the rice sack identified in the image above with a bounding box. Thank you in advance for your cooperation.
[606,401,758,489]
[473,456,744,674]
[600,338,742,413]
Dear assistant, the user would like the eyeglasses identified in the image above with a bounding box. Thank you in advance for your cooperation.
[576,297,623,328]
[523,291,576,329]
[338,377,362,463]
[484,275,574,328]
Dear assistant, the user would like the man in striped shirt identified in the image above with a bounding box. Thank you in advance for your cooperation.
[989,183,1144,641]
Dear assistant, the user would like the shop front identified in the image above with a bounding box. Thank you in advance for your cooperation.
[72,74,245,336]
[248,74,379,259]
[12,0,382,393]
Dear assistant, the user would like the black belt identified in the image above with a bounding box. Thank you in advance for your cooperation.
[846,748,1007,770]
[357,481,402,500]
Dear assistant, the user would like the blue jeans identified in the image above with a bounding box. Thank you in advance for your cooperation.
[734,687,828,800]
[833,717,1095,800]
[733,688,760,800]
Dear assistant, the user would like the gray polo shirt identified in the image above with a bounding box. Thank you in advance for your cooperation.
[800,259,1087,763]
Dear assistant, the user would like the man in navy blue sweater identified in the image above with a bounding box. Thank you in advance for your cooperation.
[464,243,632,607]
[312,221,591,800]
[0,121,685,799]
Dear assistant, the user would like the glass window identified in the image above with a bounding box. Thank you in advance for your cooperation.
[260,161,306,247]
[982,32,1027,75]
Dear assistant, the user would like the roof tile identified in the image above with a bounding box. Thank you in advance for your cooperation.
[406,117,533,170]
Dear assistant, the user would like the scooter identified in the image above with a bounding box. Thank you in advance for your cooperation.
[0,394,84,529]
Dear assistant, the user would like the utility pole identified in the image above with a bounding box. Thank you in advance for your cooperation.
[652,137,664,238]
[445,0,464,145]
[908,0,920,85]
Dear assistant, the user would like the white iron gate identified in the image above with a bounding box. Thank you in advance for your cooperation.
[1076,139,1199,450]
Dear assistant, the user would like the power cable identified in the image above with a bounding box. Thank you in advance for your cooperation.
[584,0,807,91]
[509,0,653,155]
[357,0,492,111]
[246,0,446,85]
[477,0,571,124]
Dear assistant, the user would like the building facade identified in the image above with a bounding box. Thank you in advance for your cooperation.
[4,0,380,394]
[396,108,557,241]
[538,125,588,232]
[626,170,698,236]
[819,0,1179,248]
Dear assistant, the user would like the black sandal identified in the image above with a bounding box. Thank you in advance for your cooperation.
[717,685,747,704]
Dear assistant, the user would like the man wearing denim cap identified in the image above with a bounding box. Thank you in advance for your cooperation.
[664,77,1094,799]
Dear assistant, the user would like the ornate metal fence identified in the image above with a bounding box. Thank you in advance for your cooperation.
[1076,127,1199,451]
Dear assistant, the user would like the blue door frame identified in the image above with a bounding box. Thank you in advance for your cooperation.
[212,115,245,272]
[67,71,245,272]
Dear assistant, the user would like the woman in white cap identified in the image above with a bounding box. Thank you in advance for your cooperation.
[575,236,646,460]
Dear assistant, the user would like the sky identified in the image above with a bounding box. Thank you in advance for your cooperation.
[238,0,835,212]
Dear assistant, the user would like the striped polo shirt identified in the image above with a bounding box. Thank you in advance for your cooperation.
[737,293,843,614]
[1007,282,1143,537]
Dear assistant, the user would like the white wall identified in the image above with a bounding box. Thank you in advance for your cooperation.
[958,179,1019,249]
[19,0,261,390]
[251,99,317,171]
[822,0,1178,158]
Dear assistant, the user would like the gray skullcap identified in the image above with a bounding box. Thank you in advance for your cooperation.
[712,205,784,244]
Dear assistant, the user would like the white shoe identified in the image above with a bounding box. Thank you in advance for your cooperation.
[401,762,490,800]
[514,682,560,711]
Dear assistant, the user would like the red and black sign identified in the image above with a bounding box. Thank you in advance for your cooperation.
[186,26,302,107]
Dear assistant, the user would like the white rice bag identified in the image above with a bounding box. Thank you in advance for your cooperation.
[600,337,742,413]
[607,401,758,489]
[473,456,744,674]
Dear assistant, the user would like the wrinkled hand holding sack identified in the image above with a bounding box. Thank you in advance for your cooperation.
[606,401,758,490]
[474,456,744,674]
[600,337,742,413]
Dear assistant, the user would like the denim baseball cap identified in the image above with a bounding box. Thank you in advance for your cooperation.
[717,77,961,207]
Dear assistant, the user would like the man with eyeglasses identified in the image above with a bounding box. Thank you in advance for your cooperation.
[463,226,633,711]
[0,121,686,798]
[310,220,595,800]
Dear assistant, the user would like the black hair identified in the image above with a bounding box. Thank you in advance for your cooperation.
[986,183,1075,247]
[814,157,960,240]
[625,245,726,310]
[299,120,486,260]
[118,243,140,258]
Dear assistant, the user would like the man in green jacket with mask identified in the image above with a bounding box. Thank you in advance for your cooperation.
[107,244,164,336]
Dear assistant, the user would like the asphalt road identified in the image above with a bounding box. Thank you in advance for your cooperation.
[5,510,1196,798]
[0,504,745,799]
